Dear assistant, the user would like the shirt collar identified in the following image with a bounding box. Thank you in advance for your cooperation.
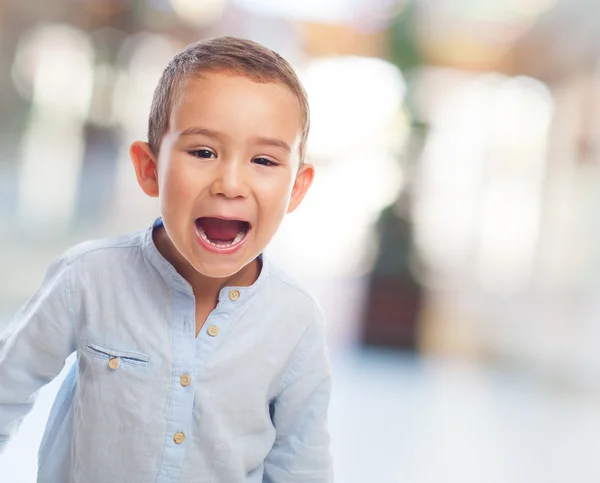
[141,217,269,303]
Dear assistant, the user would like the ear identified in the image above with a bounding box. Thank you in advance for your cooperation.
[287,163,315,214]
[130,141,159,198]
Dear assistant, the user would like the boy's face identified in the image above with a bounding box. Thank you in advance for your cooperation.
[131,71,314,279]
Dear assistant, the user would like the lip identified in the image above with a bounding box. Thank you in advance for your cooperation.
[194,218,251,255]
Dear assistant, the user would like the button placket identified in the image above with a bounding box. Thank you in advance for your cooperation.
[156,289,196,479]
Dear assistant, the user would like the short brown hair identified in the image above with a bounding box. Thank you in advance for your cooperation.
[148,36,310,161]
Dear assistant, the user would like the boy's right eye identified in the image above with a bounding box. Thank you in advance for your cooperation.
[189,149,216,159]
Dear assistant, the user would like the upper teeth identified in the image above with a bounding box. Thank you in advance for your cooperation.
[198,226,246,248]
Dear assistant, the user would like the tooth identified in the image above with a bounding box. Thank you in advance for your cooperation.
[198,226,209,242]
[233,231,244,244]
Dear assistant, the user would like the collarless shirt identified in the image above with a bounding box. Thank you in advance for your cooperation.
[0,220,332,482]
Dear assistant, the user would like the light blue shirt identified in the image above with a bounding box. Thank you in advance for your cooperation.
[0,220,332,482]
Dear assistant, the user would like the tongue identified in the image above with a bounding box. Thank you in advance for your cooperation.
[200,218,245,241]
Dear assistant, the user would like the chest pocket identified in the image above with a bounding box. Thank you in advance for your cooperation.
[84,340,150,368]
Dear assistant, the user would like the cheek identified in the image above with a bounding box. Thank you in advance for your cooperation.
[160,160,194,201]
[158,161,198,222]
[257,185,293,231]
[256,171,295,199]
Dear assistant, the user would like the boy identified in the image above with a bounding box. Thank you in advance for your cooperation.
[0,36,332,482]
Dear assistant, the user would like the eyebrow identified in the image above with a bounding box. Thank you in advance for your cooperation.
[179,127,221,139]
[179,127,292,153]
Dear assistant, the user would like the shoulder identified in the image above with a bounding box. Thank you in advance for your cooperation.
[60,229,146,267]
[263,260,325,330]
[266,262,323,311]
[43,229,150,290]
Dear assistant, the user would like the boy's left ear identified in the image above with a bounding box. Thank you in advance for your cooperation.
[287,163,315,214]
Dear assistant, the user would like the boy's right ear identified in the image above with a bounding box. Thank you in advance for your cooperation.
[130,141,159,198]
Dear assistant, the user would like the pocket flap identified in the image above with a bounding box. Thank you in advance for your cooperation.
[84,340,149,366]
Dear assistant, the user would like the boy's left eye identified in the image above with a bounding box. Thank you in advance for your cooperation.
[253,157,278,167]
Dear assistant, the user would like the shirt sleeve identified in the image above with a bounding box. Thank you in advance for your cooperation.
[263,310,333,483]
[0,254,77,455]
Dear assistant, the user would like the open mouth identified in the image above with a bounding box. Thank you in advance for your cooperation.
[195,217,251,250]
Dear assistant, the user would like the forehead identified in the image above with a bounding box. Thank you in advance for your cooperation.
[169,72,303,140]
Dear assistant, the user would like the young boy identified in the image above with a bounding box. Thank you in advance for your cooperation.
[0,36,332,482]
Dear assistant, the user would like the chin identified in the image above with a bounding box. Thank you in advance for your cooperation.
[192,257,251,280]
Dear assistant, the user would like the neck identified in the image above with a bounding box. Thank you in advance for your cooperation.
[153,225,260,305]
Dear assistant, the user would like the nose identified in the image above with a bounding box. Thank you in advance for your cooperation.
[209,159,248,199]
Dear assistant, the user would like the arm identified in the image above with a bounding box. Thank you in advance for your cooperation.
[0,255,76,455]
[263,314,333,483]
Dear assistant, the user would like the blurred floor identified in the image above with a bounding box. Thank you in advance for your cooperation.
[329,347,600,483]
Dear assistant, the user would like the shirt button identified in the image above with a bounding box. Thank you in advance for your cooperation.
[180,374,191,386]
[228,289,240,301]
[207,325,219,337]
[108,357,119,370]
[173,432,185,444]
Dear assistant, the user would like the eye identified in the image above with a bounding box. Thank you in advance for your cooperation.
[189,149,216,159]
[253,157,279,167]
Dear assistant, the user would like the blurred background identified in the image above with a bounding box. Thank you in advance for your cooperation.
[2,0,600,481]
